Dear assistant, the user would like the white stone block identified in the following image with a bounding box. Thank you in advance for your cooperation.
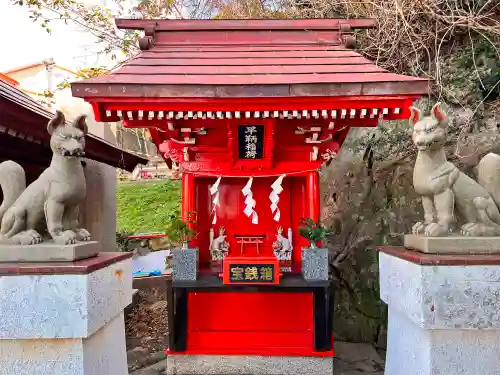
[380,251,500,375]
[0,313,128,375]
[0,256,131,375]
[380,252,500,329]
[0,258,132,339]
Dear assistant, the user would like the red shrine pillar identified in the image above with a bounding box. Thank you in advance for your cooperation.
[182,173,197,244]
[306,171,321,247]
[306,171,320,222]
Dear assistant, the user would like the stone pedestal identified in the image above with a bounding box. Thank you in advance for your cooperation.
[0,252,133,375]
[166,354,334,375]
[404,234,500,254]
[0,241,100,262]
[379,246,500,375]
[172,247,198,281]
[301,247,329,281]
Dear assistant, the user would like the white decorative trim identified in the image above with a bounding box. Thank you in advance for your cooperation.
[99,107,407,123]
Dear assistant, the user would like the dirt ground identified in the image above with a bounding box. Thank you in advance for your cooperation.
[125,288,169,373]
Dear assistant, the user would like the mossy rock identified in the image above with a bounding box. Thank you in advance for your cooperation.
[333,247,387,344]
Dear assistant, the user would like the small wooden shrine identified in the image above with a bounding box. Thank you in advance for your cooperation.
[73,18,428,357]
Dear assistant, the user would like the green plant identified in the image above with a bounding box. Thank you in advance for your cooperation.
[116,180,181,234]
[299,218,333,245]
[164,211,198,247]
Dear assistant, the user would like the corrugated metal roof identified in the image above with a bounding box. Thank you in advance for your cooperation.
[71,18,429,99]
[0,80,148,171]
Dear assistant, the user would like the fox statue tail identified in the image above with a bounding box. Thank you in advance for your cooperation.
[0,161,26,225]
[477,153,500,212]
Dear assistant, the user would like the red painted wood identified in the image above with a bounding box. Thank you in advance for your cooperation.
[118,64,384,75]
[202,177,295,258]
[152,44,348,52]
[181,164,321,177]
[195,179,212,265]
[137,50,361,59]
[116,18,375,31]
[188,291,313,330]
[306,171,321,222]
[187,331,314,351]
[167,346,333,357]
[121,56,371,66]
[182,173,197,245]
[291,178,309,264]
[186,291,316,353]
[84,72,426,85]
[155,30,342,45]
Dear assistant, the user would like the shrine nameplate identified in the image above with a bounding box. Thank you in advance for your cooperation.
[238,125,264,160]
[223,256,280,285]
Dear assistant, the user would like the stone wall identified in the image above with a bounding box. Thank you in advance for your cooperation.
[80,159,117,252]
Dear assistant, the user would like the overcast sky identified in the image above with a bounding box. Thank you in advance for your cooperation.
[0,1,123,72]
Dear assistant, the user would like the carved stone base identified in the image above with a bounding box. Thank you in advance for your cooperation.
[404,234,500,254]
[0,241,100,262]
[379,248,500,375]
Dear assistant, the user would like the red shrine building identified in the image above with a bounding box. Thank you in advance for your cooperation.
[73,18,428,359]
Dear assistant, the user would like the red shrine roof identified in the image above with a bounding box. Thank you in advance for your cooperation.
[72,19,429,99]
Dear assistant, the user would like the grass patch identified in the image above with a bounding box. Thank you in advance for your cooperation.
[116,180,182,234]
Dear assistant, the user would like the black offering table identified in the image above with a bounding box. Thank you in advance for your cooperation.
[167,272,334,356]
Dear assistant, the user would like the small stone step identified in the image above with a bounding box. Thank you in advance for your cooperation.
[166,354,333,375]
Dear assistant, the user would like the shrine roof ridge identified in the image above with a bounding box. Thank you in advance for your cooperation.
[115,18,376,32]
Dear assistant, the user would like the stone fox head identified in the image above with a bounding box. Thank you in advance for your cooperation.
[409,103,448,151]
[48,111,88,157]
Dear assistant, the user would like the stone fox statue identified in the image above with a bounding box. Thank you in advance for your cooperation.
[411,102,500,237]
[0,111,92,245]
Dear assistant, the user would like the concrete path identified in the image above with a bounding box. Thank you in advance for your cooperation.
[129,342,385,375]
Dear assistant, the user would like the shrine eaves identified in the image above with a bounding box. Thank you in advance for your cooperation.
[71,18,429,174]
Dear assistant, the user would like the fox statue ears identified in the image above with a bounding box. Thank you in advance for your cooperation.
[47,110,65,135]
[430,102,448,126]
[409,102,448,126]
[74,115,88,135]
[47,111,88,136]
[409,107,421,125]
